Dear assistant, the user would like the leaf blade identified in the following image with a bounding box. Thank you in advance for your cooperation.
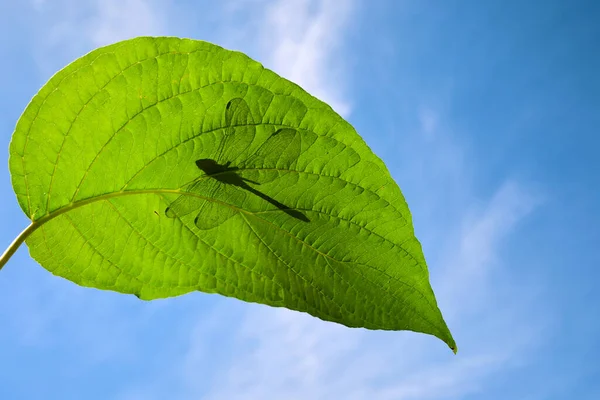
[9,36,456,351]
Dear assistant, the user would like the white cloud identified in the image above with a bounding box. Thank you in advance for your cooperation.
[202,308,363,400]
[31,0,46,11]
[418,107,438,141]
[31,0,166,76]
[262,0,354,116]
[436,181,541,317]
[88,0,166,47]
[223,0,355,117]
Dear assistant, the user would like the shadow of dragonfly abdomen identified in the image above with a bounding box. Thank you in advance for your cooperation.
[195,158,309,223]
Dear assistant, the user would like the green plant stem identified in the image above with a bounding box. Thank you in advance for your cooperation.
[0,222,37,271]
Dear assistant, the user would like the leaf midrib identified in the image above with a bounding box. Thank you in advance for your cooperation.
[44,164,419,272]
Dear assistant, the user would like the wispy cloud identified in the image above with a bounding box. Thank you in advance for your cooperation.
[30,0,166,75]
[437,181,541,316]
[418,107,439,141]
[87,0,166,47]
[31,0,46,11]
[222,0,355,117]
[260,0,354,116]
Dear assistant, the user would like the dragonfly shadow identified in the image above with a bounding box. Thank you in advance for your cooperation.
[165,97,309,229]
[195,158,310,223]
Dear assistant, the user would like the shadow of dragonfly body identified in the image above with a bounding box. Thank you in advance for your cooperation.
[165,98,309,229]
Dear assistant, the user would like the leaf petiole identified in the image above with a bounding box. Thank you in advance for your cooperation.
[0,222,38,271]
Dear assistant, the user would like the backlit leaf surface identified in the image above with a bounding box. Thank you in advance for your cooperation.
[9,37,455,351]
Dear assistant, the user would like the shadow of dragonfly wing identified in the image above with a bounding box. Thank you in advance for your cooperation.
[241,127,303,184]
[216,97,256,164]
[231,127,307,220]
[165,177,242,230]
[165,181,204,219]
[165,98,256,230]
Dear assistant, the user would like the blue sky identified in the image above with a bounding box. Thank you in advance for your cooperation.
[0,0,598,398]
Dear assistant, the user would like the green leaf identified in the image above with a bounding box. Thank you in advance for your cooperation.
[8,36,456,351]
